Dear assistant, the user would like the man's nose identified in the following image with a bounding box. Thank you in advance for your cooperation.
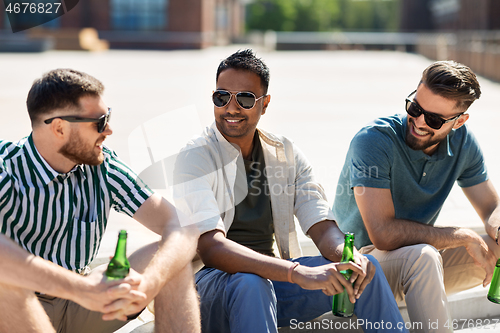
[103,123,113,135]
[226,94,241,113]
[413,113,427,128]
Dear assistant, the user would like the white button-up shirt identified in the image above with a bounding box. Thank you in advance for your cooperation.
[173,123,335,262]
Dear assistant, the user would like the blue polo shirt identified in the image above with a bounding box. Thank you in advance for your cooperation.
[333,114,488,249]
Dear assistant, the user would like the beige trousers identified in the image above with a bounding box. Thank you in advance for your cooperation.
[360,235,500,333]
[36,293,134,333]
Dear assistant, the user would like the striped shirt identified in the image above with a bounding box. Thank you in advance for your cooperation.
[0,134,152,272]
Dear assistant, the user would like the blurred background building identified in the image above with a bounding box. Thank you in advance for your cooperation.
[0,0,244,49]
[1,0,500,80]
[401,0,500,31]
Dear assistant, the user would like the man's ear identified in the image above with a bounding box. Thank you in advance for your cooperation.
[261,94,271,116]
[453,113,469,129]
[49,118,68,139]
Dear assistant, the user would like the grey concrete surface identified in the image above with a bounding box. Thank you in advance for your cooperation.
[1,47,500,332]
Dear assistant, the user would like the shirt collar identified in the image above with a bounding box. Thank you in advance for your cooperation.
[209,122,285,152]
[23,133,85,185]
[210,122,241,155]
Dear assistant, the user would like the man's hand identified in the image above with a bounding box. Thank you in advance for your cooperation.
[461,229,498,287]
[70,265,148,321]
[291,262,365,303]
[101,268,161,321]
[350,249,376,298]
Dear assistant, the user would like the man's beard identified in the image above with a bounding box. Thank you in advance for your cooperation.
[59,131,104,166]
[405,118,450,152]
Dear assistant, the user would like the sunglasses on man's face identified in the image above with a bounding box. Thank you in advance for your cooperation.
[44,108,112,133]
[405,91,462,130]
[212,90,266,110]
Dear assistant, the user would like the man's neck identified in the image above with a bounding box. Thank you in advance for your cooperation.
[218,131,256,160]
[423,142,440,156]
[32,130,75,174]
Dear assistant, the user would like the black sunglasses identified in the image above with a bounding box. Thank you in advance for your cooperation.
[212,90,266,109]
[405,91,462,130]
[44,108,112,133]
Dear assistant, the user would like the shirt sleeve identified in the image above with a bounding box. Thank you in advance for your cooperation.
[0,162,13,219]
[292,143,336,235]
[105,149,153,217]
[347,128,393,189]
[457,131,488,188]
[172,144,225,233]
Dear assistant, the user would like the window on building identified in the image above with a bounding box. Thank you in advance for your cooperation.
[111,0,167,31]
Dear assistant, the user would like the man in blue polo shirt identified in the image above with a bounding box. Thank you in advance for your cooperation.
[334,61,500,333]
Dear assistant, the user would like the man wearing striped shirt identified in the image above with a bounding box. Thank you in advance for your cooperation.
[0,69,200,333]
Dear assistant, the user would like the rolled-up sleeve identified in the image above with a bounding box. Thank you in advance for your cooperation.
[293,145,335,235]
[173,144,225,233]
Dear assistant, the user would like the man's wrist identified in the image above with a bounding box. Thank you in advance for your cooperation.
[288,262,300,284]
[59,272,86,302]
[495,226,500,245]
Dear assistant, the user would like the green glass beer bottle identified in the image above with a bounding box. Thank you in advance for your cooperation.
[488,258,500,303]
[332,232,355,317]
[106,230,130,280]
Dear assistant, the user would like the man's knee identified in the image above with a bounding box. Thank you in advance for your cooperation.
[227,273,275,303]
[129,241,160,274]
[403,244,443,282]
[0,283,55,333]
[230,273,273,291]
[414,244,442,266]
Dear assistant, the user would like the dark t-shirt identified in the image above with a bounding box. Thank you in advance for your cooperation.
[226,132,275,256]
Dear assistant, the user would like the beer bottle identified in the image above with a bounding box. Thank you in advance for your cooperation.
[106,230,130,280]
[488,258,500,303]
[332,232,355,317]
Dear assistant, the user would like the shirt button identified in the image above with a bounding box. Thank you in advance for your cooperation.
[423,172,427,177]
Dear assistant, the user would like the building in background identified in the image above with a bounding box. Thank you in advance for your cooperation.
[400,0,500,31]
[0,0,244,50]
[400,0,500,82]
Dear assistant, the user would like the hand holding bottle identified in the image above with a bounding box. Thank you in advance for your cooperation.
[63,264,146,321]
[333,233,355,317]
[289,261,364,297]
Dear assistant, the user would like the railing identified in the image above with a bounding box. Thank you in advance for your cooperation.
[246,30,500,82]
[247,31,419,51]
[417,31,500,82]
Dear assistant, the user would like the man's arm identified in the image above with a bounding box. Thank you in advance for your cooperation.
[198,229,364,302]
[307,220,376,299]
[354,184,497,285]
[0,233,147,313]
[463,180,500,240]
[289,143,375,299]
[109,193,200,318]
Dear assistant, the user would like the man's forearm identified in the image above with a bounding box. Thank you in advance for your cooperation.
[199,231,294,282]
[307,220,345,262]
[0,233,80,299]
[370,218,476,251]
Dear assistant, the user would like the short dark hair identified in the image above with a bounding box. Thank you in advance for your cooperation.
[421,61,481,111]
[216,49,270,94]
[27,68,104,125]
